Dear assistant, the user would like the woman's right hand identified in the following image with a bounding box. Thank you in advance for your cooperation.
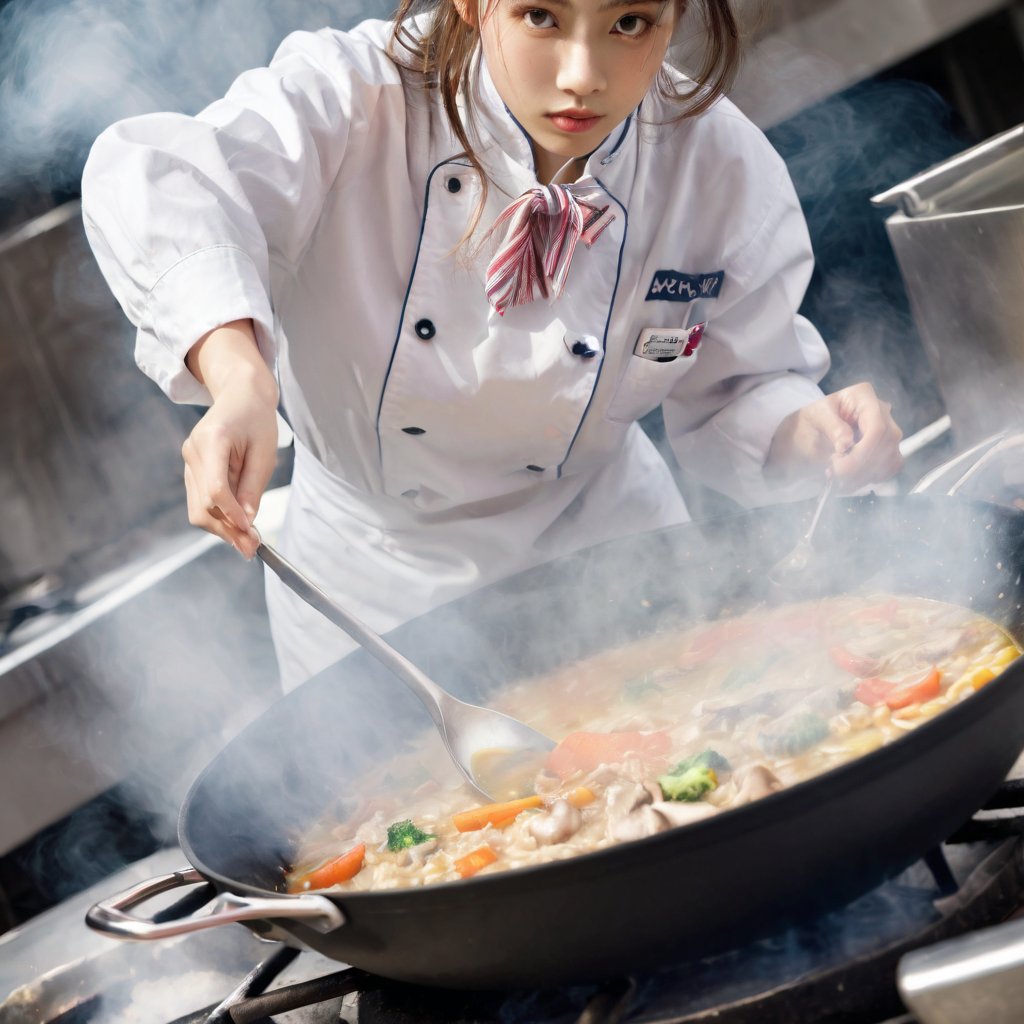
[182,319,279,558]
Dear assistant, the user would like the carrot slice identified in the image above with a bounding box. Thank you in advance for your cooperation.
[452,795,543,833]
[454,845,499,878]
[287,843,366,892]
[829,645,882,678]
[854,676,895,706]
[885,668,941,710]
[546,730,671,778]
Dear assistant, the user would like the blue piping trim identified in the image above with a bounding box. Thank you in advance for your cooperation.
[375,157,470,468]
[556,176,628,478]
[503,105,536,175]
[504,106,631,176]
[600,115,632,164]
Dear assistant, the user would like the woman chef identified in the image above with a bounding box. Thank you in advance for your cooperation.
[81,0,903,689]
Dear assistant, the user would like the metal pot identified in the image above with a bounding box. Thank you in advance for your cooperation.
[872,124,1024,448]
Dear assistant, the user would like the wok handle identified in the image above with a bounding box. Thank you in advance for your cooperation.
[909,431,1024,496]
[86,866,345,940]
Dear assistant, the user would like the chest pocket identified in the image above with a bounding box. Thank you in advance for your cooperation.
[605,326,705,424]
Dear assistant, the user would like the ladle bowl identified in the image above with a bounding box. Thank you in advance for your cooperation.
[256,542,554,803]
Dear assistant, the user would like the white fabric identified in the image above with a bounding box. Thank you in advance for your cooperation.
[81,18,830,690]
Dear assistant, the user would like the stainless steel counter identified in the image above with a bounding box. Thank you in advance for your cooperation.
[726,0,1014,127]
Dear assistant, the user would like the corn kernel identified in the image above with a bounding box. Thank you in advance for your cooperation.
[969,667,996,690]
[990,646,1019,669]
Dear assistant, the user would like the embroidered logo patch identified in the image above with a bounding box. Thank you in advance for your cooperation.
[645,270,724,303]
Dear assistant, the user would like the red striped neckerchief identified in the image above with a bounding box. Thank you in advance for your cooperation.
[485,184,615,316]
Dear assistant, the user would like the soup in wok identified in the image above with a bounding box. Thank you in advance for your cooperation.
[285,592,1019,893]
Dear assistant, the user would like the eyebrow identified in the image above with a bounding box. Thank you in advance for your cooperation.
[540,0,666,8]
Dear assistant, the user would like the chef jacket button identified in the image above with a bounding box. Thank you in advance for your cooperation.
[402,427,426,435]
[526,465,545,472]
[571,340,597,359]
[414,318,436,340]
[445,176,462,193]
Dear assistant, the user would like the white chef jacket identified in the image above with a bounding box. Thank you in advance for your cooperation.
[81,18,829,690]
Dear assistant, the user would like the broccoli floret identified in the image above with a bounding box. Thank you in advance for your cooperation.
[385,819,436,852]
[621,672,665,701]
[759,712,829,757]
[659,764,718,801]
[657,749,731,802]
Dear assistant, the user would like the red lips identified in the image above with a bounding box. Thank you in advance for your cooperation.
[548,110,602,133]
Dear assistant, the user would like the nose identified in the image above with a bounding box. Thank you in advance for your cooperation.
[555,40,606,97]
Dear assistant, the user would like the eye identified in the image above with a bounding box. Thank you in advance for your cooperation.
[523,8,556,28]
[613,13,652,37]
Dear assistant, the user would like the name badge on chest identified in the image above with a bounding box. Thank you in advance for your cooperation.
[634,323,706,362]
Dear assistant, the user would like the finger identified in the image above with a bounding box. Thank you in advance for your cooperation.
[834,419,904,490]
[235,439,278,524]
[184,461,254,556]
[191,430,252,535]
[802,401,856,466]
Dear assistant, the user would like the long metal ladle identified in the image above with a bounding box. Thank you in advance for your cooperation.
[256,541,554,803]
[767,474,835,586]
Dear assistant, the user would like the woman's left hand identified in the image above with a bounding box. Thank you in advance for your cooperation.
[766,382,904,492]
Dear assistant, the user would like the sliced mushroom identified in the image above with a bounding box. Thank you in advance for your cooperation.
[733,764,784,803]
[649,801,718,829]
[610,798,716,842]
[607,780,716,841]
[527,799,583,846]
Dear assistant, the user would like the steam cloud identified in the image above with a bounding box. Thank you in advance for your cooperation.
[0,0,987,942]
[0,0,394,195]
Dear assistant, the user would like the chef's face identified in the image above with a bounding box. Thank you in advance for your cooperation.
[474,0,677,184]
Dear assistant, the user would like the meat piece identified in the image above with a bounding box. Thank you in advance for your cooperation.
[711,763,784,809]
[395,838,439,867]
[602,779,656,841]
[527,799,583,846]
[650,801,718,829]
[733,764,784,803]
[603,780,657,823]
[408,838,439,865]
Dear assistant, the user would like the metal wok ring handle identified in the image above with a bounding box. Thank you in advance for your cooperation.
[86,866,345,940]
[910,431,1024,497]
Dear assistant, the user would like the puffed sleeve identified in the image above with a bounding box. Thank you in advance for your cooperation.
[81,21,402,404]
[663,154,829,507]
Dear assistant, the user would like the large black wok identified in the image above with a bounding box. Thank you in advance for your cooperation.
[90,494,1024,988]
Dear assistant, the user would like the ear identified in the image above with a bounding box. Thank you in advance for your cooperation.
[452,0,476,27]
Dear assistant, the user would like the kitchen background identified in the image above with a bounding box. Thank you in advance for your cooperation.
[0,0,1022,939]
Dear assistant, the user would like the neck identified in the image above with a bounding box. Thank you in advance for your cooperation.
[535,151,585,186]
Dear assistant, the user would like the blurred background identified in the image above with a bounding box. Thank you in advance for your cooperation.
[0,0,1022,936]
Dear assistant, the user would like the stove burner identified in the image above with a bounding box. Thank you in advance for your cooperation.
[175,838,1024,1023]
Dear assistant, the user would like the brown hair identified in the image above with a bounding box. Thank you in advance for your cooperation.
[387,1,743,235]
